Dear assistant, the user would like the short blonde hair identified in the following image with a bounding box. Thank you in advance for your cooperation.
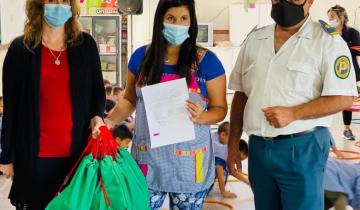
[328,5,349,28]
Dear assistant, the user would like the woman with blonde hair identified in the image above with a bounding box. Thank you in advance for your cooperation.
[328,5,360,141]
[0,0,105,209]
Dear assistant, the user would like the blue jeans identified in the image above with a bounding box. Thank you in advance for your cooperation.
[149,188,209,210]
[248,127,331,210]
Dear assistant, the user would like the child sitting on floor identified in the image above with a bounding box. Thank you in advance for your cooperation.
[324,159,360,210]
[212,121,249,198]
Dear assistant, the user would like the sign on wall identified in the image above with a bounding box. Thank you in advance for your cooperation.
[81,0,118,15]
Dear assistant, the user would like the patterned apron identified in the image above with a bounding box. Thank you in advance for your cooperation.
[131,49,215,193]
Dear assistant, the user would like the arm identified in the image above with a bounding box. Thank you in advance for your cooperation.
[105,71,137,128]
[0,43,19,178]
[294,96,353,120]
[350,28,360,56]
[186,75,227,125]
[263,96,353,128]
[238,173,250,185]
[216,165,237,198]
[216,165,227,194]
[264,34,357,128]
[0,45,17,164]
[227,92,248,179]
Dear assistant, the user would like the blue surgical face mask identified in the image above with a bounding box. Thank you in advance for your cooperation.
[44,4,72,28]
[329,19,339,28]
[162,23,190,46]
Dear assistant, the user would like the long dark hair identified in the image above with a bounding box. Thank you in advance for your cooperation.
[135,0,198,86]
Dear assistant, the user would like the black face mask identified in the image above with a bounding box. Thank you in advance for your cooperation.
[271,0,307,27]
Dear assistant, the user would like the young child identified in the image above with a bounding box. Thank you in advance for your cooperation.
[212,121,249,198]
[112,124,133,149]
[324,159,360,210]
[105,86,116,117]
[112,87,125,103]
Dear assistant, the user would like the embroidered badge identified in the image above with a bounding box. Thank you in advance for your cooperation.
[334,56,351,79]
[319,20,339,35]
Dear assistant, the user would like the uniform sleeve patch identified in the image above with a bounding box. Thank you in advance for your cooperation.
[334,56,351,79]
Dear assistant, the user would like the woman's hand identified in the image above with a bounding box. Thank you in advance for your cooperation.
[0,163,14,179]
[91,116,104,138]
[186,99,205,124]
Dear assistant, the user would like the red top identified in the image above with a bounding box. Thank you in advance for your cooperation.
[39,45,73,157]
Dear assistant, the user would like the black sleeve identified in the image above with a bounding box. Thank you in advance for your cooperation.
[0,44,19,164]
[350,28,360,56]
[86,34,106,119]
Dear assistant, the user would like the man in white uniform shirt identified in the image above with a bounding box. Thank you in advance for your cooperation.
[227,0,358,209]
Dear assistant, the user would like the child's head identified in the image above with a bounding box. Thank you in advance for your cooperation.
[113,87,124,102]
[103,79,111,88]
[112,124,133,149]
[239,139,248,161]
[105,86,113,99]
[217,121,229,144]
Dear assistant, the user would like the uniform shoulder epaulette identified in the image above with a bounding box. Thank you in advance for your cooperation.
[318,20,339,36]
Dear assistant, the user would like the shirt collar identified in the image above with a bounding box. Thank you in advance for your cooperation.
[296,16,314,39]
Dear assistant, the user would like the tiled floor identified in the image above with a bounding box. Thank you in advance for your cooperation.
[1,112,359,210]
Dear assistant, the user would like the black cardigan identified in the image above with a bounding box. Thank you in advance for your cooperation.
[342,26,360,82]
[0,32,105,203]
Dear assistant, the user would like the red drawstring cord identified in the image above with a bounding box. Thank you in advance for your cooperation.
[54,135,96,197]
[52,126,120,207]
[98,170,111,207]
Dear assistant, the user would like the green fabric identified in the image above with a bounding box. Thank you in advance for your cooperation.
[91,155,129,210]
[115,148,150,210]
[46,149,149,210]
[46,155,99,210]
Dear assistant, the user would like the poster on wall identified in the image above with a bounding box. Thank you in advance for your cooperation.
[80,0,118,15]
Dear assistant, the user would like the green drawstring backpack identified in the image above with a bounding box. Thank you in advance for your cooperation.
[46,126,150,210]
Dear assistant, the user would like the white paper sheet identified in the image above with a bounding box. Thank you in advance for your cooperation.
[141,78,195,148]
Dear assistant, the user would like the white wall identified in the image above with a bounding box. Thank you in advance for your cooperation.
[0,0,26,44]
[130,0,360,51]
[0,0,26,96]
[197,0,360,30]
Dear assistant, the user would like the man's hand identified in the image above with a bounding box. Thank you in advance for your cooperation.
[227,138,243,179]
[262,106,297,128]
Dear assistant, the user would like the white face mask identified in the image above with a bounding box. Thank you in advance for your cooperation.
[329,19,339,28]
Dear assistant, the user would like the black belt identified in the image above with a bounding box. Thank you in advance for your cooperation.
[253,127,321,140]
